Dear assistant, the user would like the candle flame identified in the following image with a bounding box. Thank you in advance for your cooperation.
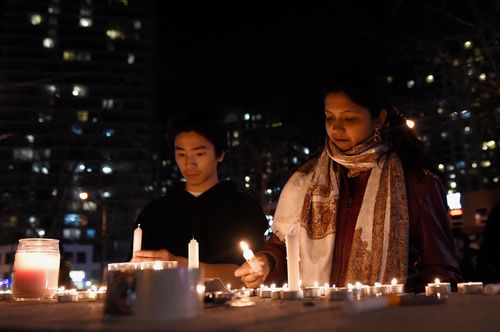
[226,283,231,291]
[435,278,440,284]
[355,281,363,288]
[314,281,319,287]
[324,283,329,288]
[391,278,398,286]
[347,283,353,289]
[374,282,382,287]
[239,241,249,251]
[270,283,276,290]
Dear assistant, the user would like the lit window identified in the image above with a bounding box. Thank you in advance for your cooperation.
[460,110,471,119]
[425,75,434,84]
[406,80,415,89]
[481,160,491,168]
[102,98,114,109]
[79,18,92,27]
[102,166,113,174]
[104,129,114,137]
[106,29,124,40]
[63,50,75,61]
[30,14,43,25]
[485,140,496,149]
[77,111,88,122]
[43,37,55,48]
[72,85,88,97]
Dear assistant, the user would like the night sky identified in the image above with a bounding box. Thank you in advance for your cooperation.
[154,1,497,146]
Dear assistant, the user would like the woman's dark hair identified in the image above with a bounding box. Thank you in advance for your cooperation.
[169,111,227,158]
[322,68,437,174]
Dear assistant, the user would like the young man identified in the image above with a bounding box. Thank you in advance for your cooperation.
[132,112,268,286]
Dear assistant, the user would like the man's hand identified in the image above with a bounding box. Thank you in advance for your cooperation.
[234,254,270,288]
[130,249,175,262]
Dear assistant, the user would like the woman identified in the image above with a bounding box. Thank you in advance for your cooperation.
[235,71,462,293]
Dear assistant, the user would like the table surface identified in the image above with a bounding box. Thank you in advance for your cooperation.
[1,294,499,332]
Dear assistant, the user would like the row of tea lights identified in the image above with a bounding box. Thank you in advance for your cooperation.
[0,286,107,302]
[226,279,500,301]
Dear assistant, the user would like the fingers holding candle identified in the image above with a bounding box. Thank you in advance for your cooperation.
[240,241,263,273]
[130,249,174,262]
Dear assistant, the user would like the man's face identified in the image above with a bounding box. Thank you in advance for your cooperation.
[174,131,224,193]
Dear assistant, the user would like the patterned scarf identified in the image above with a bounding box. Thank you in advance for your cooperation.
[272,137,409,286]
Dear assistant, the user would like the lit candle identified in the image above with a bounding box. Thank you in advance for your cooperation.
[240,241,262,273]
[389,278,405,294]
[12,239,60,300]
[56,288,78,302]
[188,238,199,269]
[133,224,142,256]
[370,282,391,296]
[457,282,483,294]
[303,281,322,298]
[285,227,300,291]
[0,290,13,300]
[425,278,451,297]
[484,283,500,295]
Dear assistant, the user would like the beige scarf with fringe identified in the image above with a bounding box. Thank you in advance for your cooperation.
[272,138,409,286]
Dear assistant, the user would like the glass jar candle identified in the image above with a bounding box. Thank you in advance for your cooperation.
[12,238,60,300]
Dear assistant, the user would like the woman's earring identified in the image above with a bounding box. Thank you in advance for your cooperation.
[374,127,382,143]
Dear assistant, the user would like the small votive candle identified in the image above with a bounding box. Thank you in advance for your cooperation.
[56,288,78,302]
[329,286,354,301]
[0,290,14,300]
[457,282,484,294]
[271,288,282,300]
[259,284,274,298]
[484,283,500,295]
[389,278,405,294]
[303,282,322,298]
[370,282,391,296]
[425,279,451,297]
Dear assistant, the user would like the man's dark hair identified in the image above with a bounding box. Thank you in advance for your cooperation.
[170,111,227,158]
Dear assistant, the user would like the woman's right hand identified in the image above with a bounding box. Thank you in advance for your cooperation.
[234,254,271,288]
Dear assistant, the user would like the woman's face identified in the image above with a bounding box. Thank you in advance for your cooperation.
[325,92,386,151]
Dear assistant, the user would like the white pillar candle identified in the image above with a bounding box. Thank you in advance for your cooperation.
[457,282,483,294]
[133,224,142,255]
[239,241,262,273]
[188,238,199,269]
[285,227,300,291]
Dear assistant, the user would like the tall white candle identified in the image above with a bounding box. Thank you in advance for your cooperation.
[188,238,199,269]
[240,241,262,273]
[286,226,300,291]
[133,224,142,255]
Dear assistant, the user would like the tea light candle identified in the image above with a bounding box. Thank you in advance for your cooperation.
[458,282,484,294]
[483,284,500,295]
[240,241,262,273]
[389,278,405,294]
[370,282,391,296]
[329,285,354,301]
[188,238,199,269]
[271,288,283,300]
[285,226,300,291]
[57,288,78,302]
[259,284,273,298]
[133,224,142,256]
[0,290,13,300]
[303,282,322,298]
[425,278,451,297]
